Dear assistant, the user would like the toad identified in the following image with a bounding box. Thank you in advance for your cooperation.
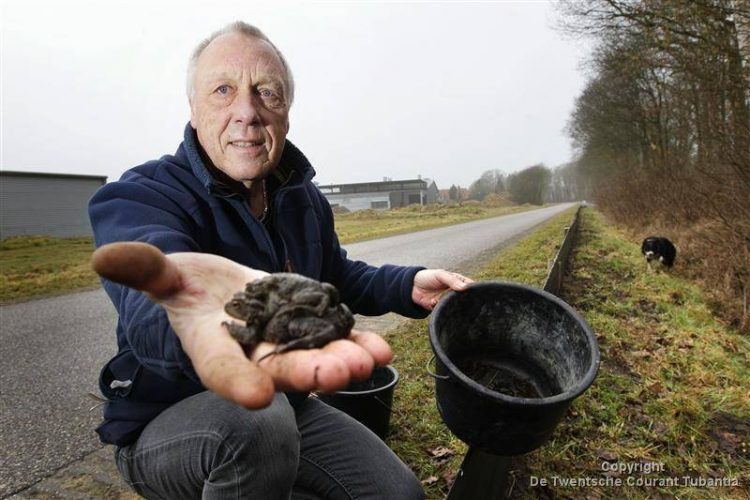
[223,273,355,361]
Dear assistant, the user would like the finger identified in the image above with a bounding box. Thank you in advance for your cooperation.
[251,346,351,393]
[442,271,472,291]
[92,242,181,299]
[198,353,275,408]
[346,330,393,367]
[186,322,277,407]
[456,272,474,285]
[321,338,375,381]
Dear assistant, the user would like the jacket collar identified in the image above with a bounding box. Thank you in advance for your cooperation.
[179,122,316,195]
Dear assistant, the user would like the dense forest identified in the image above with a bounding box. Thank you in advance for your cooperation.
[463,0,750,330]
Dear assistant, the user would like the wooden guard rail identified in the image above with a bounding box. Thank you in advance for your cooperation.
[543,205,583,296]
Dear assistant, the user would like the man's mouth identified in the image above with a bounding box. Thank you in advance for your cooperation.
[229,139,264,148]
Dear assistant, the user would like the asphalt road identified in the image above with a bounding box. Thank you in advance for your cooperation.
[343,203,576,269]
[0,202,575,497]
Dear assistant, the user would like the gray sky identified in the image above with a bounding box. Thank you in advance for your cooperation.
[1,0,589,189]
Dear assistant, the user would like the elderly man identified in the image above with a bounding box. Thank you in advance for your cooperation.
[90,21,471,499]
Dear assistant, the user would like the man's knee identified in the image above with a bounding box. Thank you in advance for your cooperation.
[118,392,301,498]
[210,392,299,460]
[203,392,300,494]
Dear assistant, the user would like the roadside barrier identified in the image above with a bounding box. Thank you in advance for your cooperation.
[543,205,583,296]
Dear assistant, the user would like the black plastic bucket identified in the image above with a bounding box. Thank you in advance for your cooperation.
[318,365,398,440]
[429,282,599,456]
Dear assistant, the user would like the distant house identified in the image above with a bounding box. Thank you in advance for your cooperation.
[0,171,107,238]
[318,178,439,212]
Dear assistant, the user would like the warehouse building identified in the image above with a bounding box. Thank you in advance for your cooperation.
[0,171,107,238]
[318,178,439,212]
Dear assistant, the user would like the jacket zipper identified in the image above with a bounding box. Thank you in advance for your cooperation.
[273,187,293,273]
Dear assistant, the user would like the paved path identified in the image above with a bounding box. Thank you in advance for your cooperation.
[1,203,575,498]
[342,203,575,270]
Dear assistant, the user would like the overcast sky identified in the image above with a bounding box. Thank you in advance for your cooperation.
[1,0,590,189]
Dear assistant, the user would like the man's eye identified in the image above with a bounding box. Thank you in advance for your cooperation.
[259,88,276,99]
[215,85,230,95]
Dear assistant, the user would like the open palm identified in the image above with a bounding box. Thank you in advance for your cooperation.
[92,242,392,408]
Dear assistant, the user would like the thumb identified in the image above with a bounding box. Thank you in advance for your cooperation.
[198,353,276,408]
[92,242,182,299]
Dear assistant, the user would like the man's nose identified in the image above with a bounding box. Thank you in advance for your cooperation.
[231,91,262,125]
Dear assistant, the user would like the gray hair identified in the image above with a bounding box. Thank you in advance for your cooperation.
[186,21,295,105]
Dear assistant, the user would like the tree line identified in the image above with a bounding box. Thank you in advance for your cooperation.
[558,0,749,329]
[450,162,588,206]
[458,1,749,328]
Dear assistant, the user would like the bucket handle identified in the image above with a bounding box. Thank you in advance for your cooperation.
[426,354,450,380]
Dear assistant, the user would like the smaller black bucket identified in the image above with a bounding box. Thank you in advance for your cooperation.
[429,282,599,456]
[318,365,398,440]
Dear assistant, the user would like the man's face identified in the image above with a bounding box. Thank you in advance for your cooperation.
[190,33,290,182]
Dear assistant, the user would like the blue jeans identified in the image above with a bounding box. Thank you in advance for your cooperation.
[114,391,424,499]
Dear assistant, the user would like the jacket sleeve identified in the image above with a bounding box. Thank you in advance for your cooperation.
[89,169,202,383]
[311,187,430,319]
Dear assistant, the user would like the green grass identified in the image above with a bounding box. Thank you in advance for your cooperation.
[0,236,99,302]
[383,207,749,499]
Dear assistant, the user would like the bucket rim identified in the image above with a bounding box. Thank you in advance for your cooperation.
[331,364,399,396]
[428,281,600,406]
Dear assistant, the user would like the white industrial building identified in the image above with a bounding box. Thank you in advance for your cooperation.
[318,178,439,212]
[0,171,107,238]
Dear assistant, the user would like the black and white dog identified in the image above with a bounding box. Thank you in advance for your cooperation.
[641,236,676,271]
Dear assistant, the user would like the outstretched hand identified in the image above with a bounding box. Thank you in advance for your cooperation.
[412,269,474,310]
[92,242,392,409]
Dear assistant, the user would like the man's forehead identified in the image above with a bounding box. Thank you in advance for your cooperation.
[200,33,278,60]
[201,67,285,86]
[198,33,284,73]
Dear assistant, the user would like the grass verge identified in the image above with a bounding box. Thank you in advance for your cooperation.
[384,207,749,499]
[0,236,99,302]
